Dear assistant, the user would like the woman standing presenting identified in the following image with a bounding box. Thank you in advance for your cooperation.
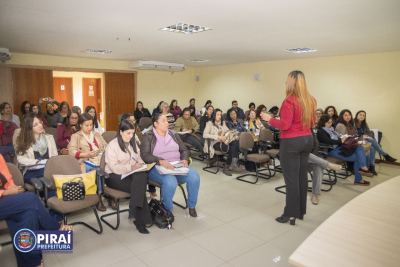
[261,71,316,225]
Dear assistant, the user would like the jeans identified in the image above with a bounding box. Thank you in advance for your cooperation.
[86,164,102,193]
[0,144,14,162]
[328,146,368,182]
[364,137,387,166]
[308,154,329,195]
[0,193,61,267]
[148,166,200,211]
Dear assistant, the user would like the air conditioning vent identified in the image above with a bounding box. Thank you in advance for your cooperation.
[130,60,185,71]
[0,48,11,63]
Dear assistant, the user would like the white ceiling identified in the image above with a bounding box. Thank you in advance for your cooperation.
[1,0,399,67]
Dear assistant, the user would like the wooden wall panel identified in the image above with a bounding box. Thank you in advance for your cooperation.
[0,67,13,107]
[53,77,73,107]
[104,73,136,131]
[12,68,53,117]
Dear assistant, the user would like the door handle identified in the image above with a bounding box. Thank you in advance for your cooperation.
[108,101,110,115]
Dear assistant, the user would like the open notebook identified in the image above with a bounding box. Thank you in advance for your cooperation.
[155,161,189,176]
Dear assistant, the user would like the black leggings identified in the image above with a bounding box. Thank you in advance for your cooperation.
[106,172,152,224]
[182,134,205,153]
[213,140,239,165]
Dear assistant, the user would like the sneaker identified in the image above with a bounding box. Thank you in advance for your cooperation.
[354,180,370,186]
[358,168,374,177]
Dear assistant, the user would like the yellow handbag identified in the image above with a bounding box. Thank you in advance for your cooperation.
[53,171,97,199]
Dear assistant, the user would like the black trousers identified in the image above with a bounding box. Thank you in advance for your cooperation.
[280,135,313,218]
[213,140,240,165]
[106,172,152,225]
[182,134,205,153]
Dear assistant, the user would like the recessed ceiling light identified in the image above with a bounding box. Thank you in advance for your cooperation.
[81,49,112,54]
[285,48,317,53]
[160,23,212,34]
[187,59,210,62]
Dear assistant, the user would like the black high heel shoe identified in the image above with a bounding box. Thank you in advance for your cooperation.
[275,215,296,225]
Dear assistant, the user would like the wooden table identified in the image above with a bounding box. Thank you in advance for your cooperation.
[289,176,400,267]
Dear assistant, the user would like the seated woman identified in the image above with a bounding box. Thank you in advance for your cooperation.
[201,100,212,115]
[134,101,151,122]
[85,106,102,134]
[174,108,204,153]
[316,114,374,185]
[313,108,324,129]
[53,101,70,128]
[169,99,182,120]
[30,104,50,127]
[245,102,256,118]
[324,106,339,125]
[199,105,214,135]
[255,104,267,121]
[203,109,242,176]
[152,101,164,116]
[71,106,82,115]
[244,109,269,167]
[160,102,175,130]
[354,110,396,173]
[104,120,152,234]
[140,113,200,217]
[268,106,280,118]
[0,154,74,267]
[20,100,31,120]
[15,113,58,195]
[68,113,108,211]
[0,119,18,162]
[56,110,79,153]
[226,108,245,133]
[0,102,20,127]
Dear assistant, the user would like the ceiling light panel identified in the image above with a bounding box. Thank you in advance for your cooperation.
[82,49,112,54]
[160,23,212,34]
[285,48,317,53]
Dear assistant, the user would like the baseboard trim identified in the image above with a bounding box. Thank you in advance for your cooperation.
[375,159,400,166]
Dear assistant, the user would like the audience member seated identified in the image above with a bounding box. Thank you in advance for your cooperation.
[226,100,245,120]
[20,100,31,120]
[313,108,324,129]
[188,105,196,117]
[201,100,212,115]
[160,102,175,130]
[30,104,50,127]
[52,101,70,128]
[244,109,269,167]
[56,110,79,154]
[245,102,256,118]
[140,113,200,217]
[316,114,373,186]
[0,154,74,267]
[152,101,164,116]
[255,104,267,121]
[121,113,157,199]
[71,106,82,115]
[85,105,103,134]
[104,119,152,234]
[199,105,214,135]
[268,106,280,118]
[169,99,182,119]
[226,108,245,133]
[188,98,200,115]
[0,119,18,162]
[324,105,339,125]
[203,109,242,176]
[354,110,396,173]
[0,102,20,127]
[174,108,205,153]
[134,101,151,121]
[38,97,60,127]
[334,109,357,136]
[68,113,107,211]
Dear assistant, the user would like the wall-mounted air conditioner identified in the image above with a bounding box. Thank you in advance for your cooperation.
[0,48,11,63]
[129,60,186,71]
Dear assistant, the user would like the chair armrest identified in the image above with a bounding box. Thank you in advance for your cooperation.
[95,169,109,179]
[30,178,43,190]
[258,139,271,144]
[240,147,252,161]
[39,177,53,200]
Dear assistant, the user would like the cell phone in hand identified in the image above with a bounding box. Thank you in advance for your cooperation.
[97,148,105,152]
[173,163,184,168]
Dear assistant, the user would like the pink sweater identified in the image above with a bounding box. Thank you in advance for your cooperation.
[152,128,180,162]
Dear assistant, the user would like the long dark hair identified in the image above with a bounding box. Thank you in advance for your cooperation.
[255,105,266,118]
[135,101,144,112]
[16,113,41,155]
[354,110,370,133]
[188,105,195,116]
[324,106,338,116]
[20,101,31,115]
[77,113,94,131]
[204,100,212,108]
[59,101,70,114]
[203,105,214,117]
[170,99,178,110]
[269,106,279,114]
[117,119,138,154]
[0,102,11,115]
[85,106,99,128]
[65,110,80,133]
[155,101,163,111]
[336,109,355,134]
[211,109,223,124]
[317,114,332,129]
[29,104,38,113]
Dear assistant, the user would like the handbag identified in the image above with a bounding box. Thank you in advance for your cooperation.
[61,177,85,201]
[148,199,174,229]
[220,129,239,146]
[54,171,97,199]
[342,135,360,150]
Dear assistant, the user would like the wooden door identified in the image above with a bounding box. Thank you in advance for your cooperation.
[104,73,136,131]
[12,68,53,116]
[53,77,73,107]
[82,78,102,120]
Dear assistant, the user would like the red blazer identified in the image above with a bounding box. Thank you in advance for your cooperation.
[56,124,73,149]
[0,155,16,198]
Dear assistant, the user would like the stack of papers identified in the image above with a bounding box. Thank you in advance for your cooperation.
[121,163,156,179]
[155,161,189,176]
[26,159,47,170]
[177,131,191,135]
